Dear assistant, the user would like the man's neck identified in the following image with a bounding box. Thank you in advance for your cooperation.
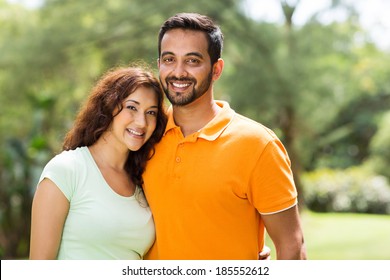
[172,98,221,137]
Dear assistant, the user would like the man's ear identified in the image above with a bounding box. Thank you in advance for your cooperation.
[212,58,224,81]
[157,58,160,68]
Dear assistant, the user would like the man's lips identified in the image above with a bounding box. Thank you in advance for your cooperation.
[167,79,194,90]
[172,82,191,88]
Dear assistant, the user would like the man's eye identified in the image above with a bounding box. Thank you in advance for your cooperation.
[163,57,174,63]
[187,58,200,64]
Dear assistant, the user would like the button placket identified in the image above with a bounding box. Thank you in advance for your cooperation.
[175,143,184,163]
[173,142,185,179]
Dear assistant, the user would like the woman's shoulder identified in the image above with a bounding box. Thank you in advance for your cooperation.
[39,147,90,198]
[46,146,89,170]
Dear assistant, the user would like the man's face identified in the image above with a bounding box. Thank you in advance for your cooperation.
[158,28,213,106]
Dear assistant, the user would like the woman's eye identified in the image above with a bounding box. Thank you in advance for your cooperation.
[147,111,157,116]
[126,105,137,111]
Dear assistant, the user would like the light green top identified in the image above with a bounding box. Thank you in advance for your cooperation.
[38,146,155,259]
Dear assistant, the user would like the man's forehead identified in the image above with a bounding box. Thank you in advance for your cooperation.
[160,29,209,56]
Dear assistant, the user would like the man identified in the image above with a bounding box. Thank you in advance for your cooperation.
[143,12,306,260]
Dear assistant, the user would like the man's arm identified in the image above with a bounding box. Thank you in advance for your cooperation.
[261,205,307,260]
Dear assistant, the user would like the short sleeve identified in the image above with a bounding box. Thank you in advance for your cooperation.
[38,151,78,201]
[248,139,298,214]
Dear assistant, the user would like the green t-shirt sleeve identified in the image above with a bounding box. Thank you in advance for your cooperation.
[38,151,77,201]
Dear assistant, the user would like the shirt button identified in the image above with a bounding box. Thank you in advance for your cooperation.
[175,157,181,163]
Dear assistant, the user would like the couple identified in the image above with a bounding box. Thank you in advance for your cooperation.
[29,13,306,260]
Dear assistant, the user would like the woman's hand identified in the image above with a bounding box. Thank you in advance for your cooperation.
[258,245,271,260]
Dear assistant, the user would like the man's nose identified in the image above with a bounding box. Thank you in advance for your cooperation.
[172,61,188,78]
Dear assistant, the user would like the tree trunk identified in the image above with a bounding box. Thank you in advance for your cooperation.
[280,0,305,211]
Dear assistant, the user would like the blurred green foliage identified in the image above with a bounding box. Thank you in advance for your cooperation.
[365,112,390,178]
[302,168,390,214]
[1,0,389,259]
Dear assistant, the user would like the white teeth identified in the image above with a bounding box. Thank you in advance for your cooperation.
[127,129,143,136]
[172,83,190,88]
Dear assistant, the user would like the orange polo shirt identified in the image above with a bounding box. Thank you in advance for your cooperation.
[143,101,297,260]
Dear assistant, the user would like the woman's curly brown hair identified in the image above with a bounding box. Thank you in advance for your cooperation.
[62,64,167,187]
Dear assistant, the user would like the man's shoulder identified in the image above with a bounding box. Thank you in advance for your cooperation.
[229,112,278,141]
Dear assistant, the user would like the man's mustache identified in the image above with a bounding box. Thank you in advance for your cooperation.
[166,77,195,83]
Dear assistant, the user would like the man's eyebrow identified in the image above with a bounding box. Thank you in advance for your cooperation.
[161,51,174,57]
[187,52,204,59]
[161,51,204,59]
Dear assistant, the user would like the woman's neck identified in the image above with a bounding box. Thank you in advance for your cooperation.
[88,134,129,171]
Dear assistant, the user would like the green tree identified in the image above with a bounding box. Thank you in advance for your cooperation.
[365,111,390,179]
[219,0,390,208]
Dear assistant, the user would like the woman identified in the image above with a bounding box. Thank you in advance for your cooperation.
[29,65,167,259]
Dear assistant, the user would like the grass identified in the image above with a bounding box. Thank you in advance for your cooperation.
[265,211,390,260]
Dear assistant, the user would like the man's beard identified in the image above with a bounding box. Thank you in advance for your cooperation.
[161,71,213,106]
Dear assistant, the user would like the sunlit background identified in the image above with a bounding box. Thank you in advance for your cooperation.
[1,0,389,259]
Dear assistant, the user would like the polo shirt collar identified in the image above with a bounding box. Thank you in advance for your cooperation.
[164,100,235,141]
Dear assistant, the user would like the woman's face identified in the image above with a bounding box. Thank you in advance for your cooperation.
[110,86,159,152]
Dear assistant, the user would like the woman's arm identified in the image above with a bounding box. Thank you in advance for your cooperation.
[29,178,70,259]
